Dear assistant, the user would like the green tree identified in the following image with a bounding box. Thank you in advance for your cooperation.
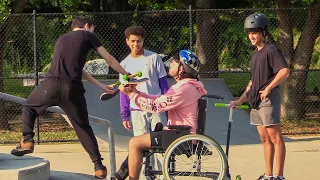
[275,0,320,120]
[0,0,29,129]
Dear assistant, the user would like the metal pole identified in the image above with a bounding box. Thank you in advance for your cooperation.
[33,10,40,145]
[189,5,193,51]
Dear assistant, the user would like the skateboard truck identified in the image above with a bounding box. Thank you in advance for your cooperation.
[123,71,142,81]
[107,81,121,90]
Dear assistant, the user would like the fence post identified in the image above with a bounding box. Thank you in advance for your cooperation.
[33,10,40,145]
[189,5,193,51]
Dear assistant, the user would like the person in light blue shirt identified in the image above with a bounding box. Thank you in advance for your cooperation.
[117,26,169,180]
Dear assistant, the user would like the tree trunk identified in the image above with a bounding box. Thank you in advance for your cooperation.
[195,0,220,78]
[0,0,28,129]
[288,5,320,120]
[278,2,320,120]
[274,0,296,120]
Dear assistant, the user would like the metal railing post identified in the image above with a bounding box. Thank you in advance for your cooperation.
[189,5,193,51]
[33,10,40,145]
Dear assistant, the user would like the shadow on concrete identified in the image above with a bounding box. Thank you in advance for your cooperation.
[285,137,320,143]
[50,171,95,180]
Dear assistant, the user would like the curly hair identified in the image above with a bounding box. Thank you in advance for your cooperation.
[124,26,146,39]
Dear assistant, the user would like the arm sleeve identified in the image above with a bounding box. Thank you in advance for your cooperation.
[155,54,167,78]
[87,32,103,50]
[128,88,185,113]
[268,46,289,73]
[159,76,169,94]
[120,91,131,122]
[119,61,130,121]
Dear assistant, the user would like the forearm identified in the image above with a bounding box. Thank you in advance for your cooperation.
[138,91,160,99]
[82,70,103,88]
[127,87,181,113]
[238,80,252,104]
[96,47,128,75]
[107,56,128,75]
[265,68,290,91]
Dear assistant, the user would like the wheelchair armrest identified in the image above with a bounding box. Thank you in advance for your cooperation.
[167,125,192,131]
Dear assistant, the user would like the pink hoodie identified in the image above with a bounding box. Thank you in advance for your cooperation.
[128,78,207,134]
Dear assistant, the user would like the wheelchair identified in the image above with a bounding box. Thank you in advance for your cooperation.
[142,94,230,180]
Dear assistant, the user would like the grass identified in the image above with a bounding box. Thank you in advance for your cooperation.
[0,129,78,145]
[218,70,320,96]
[3,79,34,98]
[281,118,320,135]
[218,72,250,96]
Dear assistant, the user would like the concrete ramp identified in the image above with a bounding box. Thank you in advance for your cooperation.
[0,153,50,180]
[83,78,265,147]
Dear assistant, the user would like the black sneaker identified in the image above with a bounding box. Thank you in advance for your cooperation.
[257,174,275,180]
[274,176,286,180]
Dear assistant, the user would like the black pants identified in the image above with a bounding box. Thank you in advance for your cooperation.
[22,78,102,162]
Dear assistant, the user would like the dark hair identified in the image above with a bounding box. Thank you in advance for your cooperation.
[245,28,275,44]
[125,26,146,39]
[71,16,94,30]
[171,53,180,63]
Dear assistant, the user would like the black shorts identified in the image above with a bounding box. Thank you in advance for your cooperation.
[150,129,190,150]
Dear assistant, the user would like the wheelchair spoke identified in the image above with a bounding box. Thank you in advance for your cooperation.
[163,135,227,180]
[180,141,192,157]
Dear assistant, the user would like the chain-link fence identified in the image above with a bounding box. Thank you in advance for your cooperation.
[0,8,319,144]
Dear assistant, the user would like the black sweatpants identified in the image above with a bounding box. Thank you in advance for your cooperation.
[22,78,102,162]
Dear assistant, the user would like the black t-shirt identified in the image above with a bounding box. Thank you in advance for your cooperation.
[46,30,102,81]
[247,42,289,109]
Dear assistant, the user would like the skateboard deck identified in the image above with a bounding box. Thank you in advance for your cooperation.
[100,78,149,101]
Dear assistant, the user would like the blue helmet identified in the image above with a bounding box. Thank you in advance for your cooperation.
[179,50,200,76]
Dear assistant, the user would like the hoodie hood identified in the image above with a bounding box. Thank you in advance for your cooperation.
[176,78,207,96]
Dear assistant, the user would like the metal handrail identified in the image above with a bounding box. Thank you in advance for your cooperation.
[0,92,116,179]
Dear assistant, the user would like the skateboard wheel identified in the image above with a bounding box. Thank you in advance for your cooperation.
[115,81,121,86]
[123,74,128,81]
[235,175,241,180]
[137,71,142,77]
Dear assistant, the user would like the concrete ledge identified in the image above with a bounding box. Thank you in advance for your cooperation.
[0,153,50,180]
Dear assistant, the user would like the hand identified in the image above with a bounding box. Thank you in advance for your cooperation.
[119,84,133,96]
[229,100,240,110]
[259,89,271,100]
[122,121,132,130]
[100,84,116,94]
[131,84,138,92]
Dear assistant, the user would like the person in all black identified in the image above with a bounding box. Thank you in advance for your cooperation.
[11,16,129,179]
[229,13,289,180]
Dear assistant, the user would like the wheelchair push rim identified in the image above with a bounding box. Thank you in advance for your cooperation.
[162,134,228,180]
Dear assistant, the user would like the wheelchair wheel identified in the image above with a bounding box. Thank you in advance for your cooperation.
[162,134,227,180]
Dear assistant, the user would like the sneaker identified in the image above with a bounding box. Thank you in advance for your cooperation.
[257,174,275,180]
[11,139,34,157]
[274,176,286,180]
[94,161,107,179]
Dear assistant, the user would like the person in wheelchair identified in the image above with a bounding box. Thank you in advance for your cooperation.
[116,49,207,180]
